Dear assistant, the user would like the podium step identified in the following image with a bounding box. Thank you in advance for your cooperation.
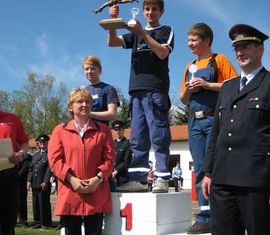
[104,192,192,235]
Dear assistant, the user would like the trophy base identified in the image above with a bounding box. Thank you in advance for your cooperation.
[127,19,136,27]
[99,18,127,30]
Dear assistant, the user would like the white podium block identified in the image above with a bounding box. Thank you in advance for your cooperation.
[104,192,192,235]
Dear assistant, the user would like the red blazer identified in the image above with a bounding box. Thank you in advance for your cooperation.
[48,120,115,216]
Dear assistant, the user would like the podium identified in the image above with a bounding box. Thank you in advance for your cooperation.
[103,192,192,235]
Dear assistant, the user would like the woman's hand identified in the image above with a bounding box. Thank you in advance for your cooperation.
[85,176,103,193]
[66,174,89,193]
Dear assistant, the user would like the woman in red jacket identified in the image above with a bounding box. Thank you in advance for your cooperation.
[48,87,115,235]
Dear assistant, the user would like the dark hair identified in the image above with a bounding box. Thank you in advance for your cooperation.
[143,0,164,12]
[188,23,214,46]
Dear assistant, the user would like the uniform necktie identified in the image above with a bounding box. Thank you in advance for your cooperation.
[240,77,247,91]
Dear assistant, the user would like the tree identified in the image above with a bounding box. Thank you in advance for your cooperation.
[0,91,10,112]
[169,105,189,125]
[9,73,68,138]
[115,88,131,128]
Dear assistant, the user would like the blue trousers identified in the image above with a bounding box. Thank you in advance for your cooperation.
[128,91,171,182]
[188,116,213,224]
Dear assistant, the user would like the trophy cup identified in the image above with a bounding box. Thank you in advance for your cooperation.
[92,0,139,30]
[188,64,198,84]
[127,7,140,27]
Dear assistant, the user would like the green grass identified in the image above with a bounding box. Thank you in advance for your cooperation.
[15,222,59,235]
[15,228,59,235]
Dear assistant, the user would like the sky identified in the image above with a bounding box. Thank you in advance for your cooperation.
[1,0,270,105]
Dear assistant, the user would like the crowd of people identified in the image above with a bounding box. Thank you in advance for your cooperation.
[1,0,270,234]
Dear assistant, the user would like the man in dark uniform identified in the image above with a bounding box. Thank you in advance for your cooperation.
[17,153,32,227]
[202,24,270,235]
[111,120,132,187]
[27,134,52,229]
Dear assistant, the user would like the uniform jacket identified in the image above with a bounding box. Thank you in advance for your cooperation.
[203,67,270,188]
[114,137,132,183]
[27,150,51,189]
[18,153,32,183]
[48,120,115,216]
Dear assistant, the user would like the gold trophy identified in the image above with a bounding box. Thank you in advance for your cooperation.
[92,0,139,30]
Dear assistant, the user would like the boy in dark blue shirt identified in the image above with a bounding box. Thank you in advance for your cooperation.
[108,0,174,193]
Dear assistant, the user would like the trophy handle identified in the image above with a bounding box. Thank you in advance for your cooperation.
[92,0,139,14]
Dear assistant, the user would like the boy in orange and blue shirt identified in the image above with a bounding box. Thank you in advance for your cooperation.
[179,23,237,234]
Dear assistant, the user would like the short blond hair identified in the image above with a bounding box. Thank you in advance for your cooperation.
[67,87,92,117]
[83,55,102,73]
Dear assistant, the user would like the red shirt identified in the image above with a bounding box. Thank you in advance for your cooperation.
[0,111,28,152]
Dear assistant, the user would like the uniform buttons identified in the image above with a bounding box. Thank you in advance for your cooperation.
[228,133,232,137]
[256,104,260,109]
[230,119,234,123]
[228,147,232,151]
[233,105,237,109]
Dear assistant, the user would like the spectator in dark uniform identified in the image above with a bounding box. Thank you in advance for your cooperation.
[202,24,270,235]
[111,120,132,187]
[49,175,64,230]
[27,134,52,229]
[17,153,32,228]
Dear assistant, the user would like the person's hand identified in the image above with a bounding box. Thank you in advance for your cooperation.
[84,176,102,193]
[127,20,144,36]
[109,5,119,18]
[112,170,118,178]
[202,175,211,200]
[8,150,24,164]
[185,81,200,93]
[50,176,55,184]
[191,77,210,90]
[69,176,90,194]
[40,182,48,191]
[27,181,32,190]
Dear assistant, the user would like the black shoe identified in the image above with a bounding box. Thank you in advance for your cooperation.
[186,222,211,234]
[55,223,64,230]
[41,225,49,229]
[115,181,148,192]
[32,224,42,229]
[21,222,28,228]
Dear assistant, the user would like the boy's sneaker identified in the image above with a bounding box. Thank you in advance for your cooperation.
[186,222,211,234]
[115,181,148,192]
[152,178,168,193]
